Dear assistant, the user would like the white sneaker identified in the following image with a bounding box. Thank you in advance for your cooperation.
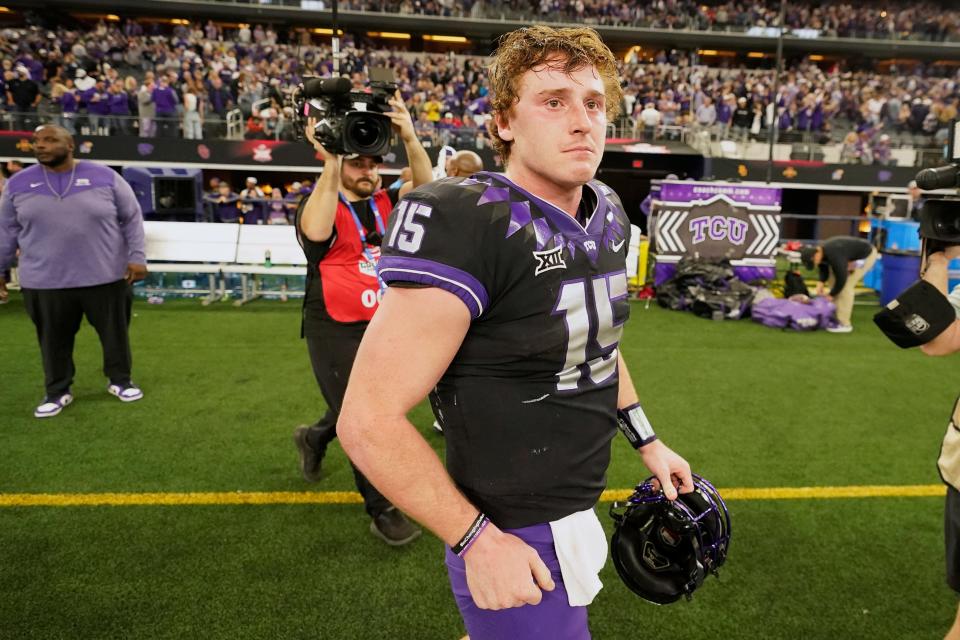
[826,324,853,334]
[107,383,144,402]
[432,420,443,433]
[34,393,74,418]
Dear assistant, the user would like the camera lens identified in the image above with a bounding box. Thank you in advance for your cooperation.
[349,118,381,147]
[345,113,390,155]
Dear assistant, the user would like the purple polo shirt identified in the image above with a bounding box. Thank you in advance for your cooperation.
[88,91,111,116]
[0,162,145,289]
[152,85,178,116]
[108,92,130,115]
[60,91,77,114]
[78,87,96,107]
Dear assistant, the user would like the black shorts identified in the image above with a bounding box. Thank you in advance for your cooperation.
[946,485,960,592]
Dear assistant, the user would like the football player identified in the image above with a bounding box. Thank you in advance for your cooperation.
[339,26,693,638]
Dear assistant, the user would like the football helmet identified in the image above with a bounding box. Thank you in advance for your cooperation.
[609,473,730,604]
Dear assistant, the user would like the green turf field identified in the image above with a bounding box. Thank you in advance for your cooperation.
[1,293,958,639]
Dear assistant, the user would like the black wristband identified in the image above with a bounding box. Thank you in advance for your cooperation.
[617,402,658,449]
[451,512,490,557]
[874,279,956,349]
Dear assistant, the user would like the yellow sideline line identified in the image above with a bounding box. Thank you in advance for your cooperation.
[0,484,946,508]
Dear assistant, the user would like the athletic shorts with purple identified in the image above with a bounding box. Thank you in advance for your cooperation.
[445,522,591,640]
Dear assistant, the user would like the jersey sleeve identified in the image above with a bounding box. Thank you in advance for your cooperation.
[378,179,493,319]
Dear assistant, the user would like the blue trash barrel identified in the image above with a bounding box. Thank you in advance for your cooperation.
[950,258,960,292]
[880,251,922,307]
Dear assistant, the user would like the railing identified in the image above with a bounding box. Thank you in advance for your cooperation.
[628,120,946,167]
[0,111,236,140]
[6,109,948,169]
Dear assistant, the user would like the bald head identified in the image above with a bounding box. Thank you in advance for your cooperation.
[34,124,74,144]
[32,125,75,169]
[446,150,483,178]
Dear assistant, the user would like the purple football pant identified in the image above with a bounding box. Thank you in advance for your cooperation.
[445,522,591,640]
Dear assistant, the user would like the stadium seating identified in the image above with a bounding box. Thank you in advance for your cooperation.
[3,9,954,169]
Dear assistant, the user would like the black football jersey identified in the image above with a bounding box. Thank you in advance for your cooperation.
[378,171,631,528]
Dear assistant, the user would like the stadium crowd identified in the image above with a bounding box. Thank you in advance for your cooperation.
[296,0,960,41]
[1,15,958,164]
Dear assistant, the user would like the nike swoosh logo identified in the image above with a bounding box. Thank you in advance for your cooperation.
[611,239,626,252]
[30,182,42,188]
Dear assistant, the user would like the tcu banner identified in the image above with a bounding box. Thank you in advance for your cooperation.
[651,181,782,284]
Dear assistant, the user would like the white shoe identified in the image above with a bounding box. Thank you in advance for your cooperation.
[826,324,853,334]
[34,393,73,418]
[107,383,144,402]
[432,420,443,433]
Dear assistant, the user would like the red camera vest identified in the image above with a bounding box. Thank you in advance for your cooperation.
[317,189,393,323]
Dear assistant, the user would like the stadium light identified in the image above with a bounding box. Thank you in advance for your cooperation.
[424,35,468,43]
[809,54,825,61]
[0,6,12,12]
[623,45,642,63]
[106,14,120,21]
[698,50,736,57]
[375,32,412,39]
[747,52,767,58]
[313,28,344,35]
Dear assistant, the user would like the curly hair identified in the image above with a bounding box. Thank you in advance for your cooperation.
[486,26,623,165]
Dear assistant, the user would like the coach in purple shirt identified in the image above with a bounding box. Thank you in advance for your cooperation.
[0,125,147,418]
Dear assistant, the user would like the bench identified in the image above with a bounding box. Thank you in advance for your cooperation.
[220,225,307,305]
[144,221,240,305]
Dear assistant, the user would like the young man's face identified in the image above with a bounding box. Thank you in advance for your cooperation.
[496,58,607,191]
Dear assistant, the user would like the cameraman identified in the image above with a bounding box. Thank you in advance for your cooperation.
[914,247,960,640]
[293,90,432,546]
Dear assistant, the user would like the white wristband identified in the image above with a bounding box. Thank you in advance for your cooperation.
[617,402,658,449]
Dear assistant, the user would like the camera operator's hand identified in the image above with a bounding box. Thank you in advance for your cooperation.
[305,116,337,163]
[386,90,417,144]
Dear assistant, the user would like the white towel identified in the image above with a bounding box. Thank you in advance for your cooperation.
[549,508,608,607]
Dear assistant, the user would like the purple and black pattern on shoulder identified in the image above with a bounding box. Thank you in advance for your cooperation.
[469,171,628,266]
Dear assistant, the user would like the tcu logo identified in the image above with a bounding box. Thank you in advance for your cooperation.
[689,215,749,245]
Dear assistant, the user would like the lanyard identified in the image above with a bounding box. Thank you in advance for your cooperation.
[340,193,387,293]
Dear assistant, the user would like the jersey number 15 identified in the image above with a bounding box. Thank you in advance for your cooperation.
[553,271,629,392]
[386,201,433,254]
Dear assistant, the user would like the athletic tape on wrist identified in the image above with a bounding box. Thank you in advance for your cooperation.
[452,512,490,557]
[617,402,658,449]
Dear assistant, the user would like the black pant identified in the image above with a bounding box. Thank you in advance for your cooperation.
[305,319,392,518]
[22,279,133,398]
